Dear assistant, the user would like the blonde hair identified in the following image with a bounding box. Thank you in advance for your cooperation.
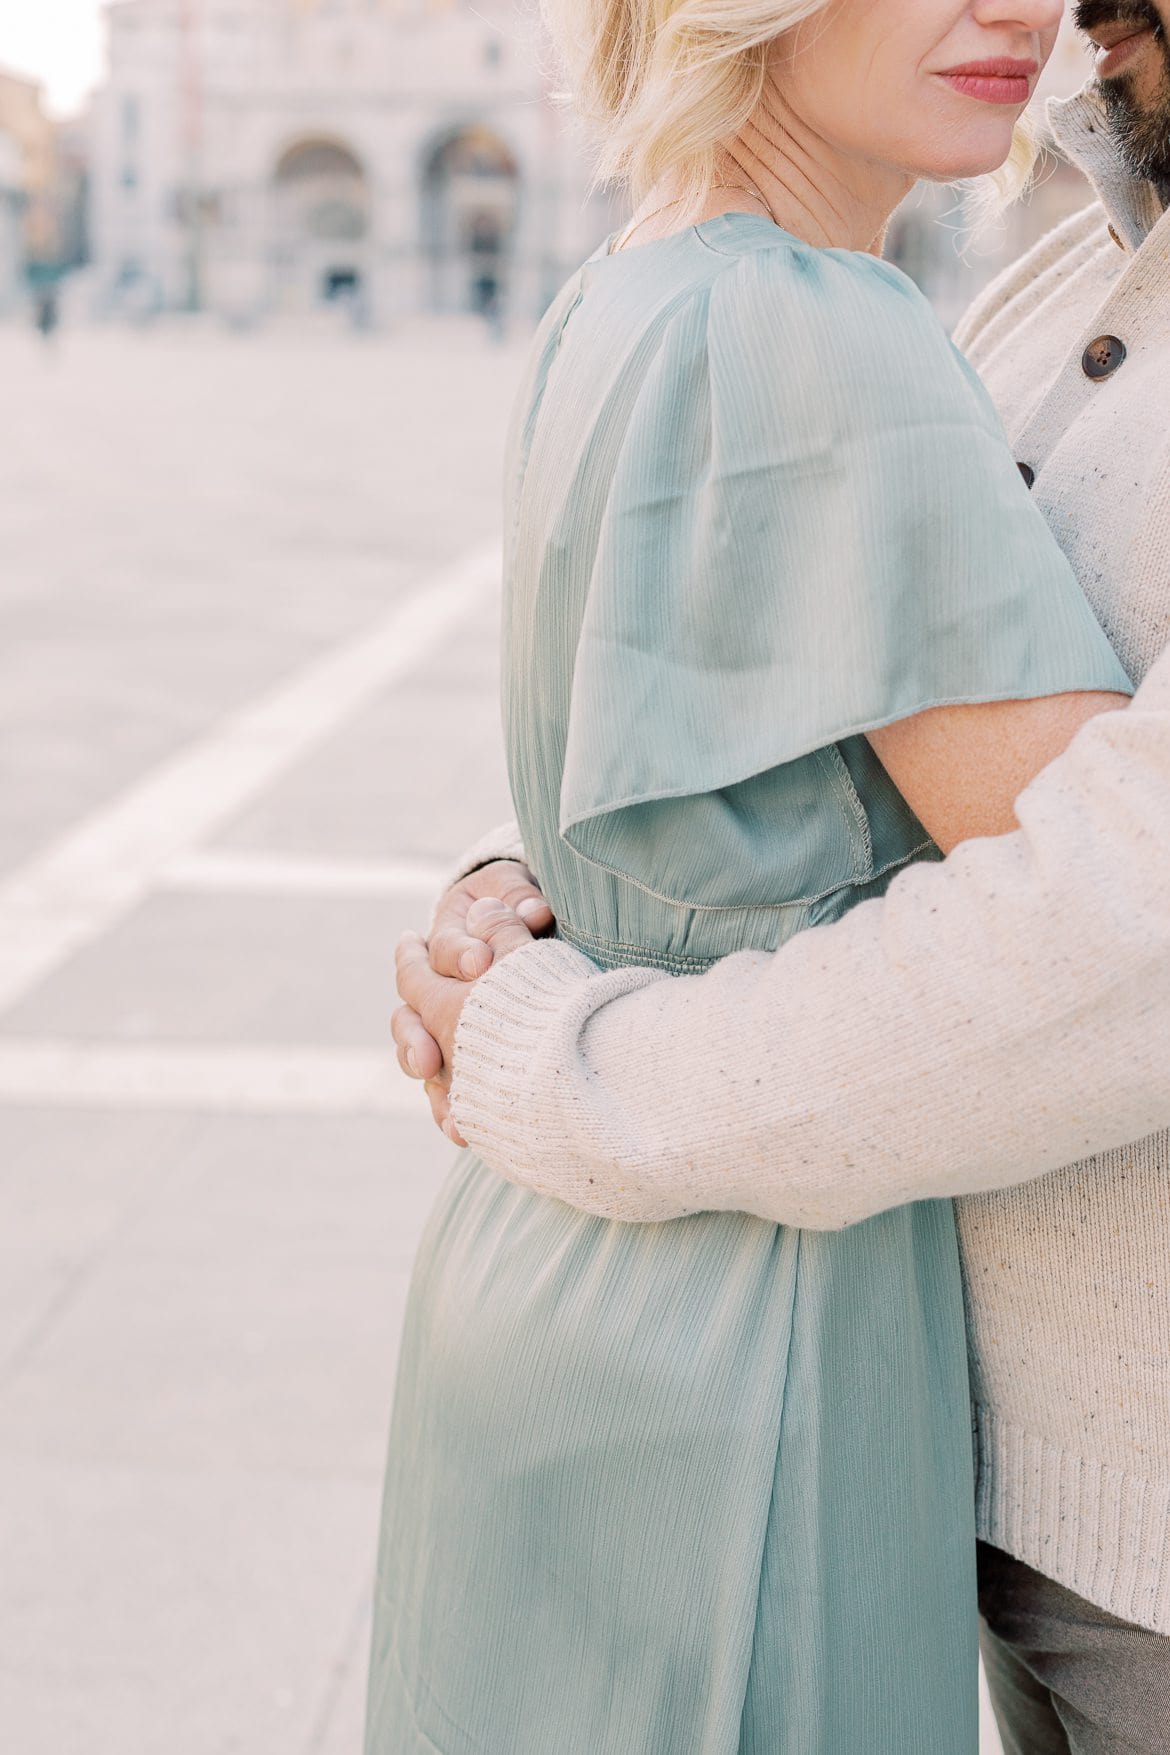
[982,107,1042,219]
[540,0,1038,213]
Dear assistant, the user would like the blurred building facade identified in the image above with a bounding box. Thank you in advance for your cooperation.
[0,67,91,306]
[89,0,616,325]
[52,117,92,275]
[0,122,23,312]
[0,67,61,289]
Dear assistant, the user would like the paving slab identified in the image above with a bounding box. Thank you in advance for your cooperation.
[0,891,428,1047]
[0,1459,379,1755]
[2,1246,416,1479]
[2,1112,449,1479]
[0,1109,211,1379]
[212,596,513,865]
[0,1098,449,1755]
[0,325,526,876]
[309,1598,374,1755]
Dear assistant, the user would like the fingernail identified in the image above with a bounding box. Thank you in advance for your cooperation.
[459,949,482,978]
[405,1048,420,1077]
[517,898,544,922]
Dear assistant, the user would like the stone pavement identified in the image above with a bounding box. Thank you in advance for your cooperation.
[0,318,1004,1754]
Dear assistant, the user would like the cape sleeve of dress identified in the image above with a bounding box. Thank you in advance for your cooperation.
[557,241,1131,897]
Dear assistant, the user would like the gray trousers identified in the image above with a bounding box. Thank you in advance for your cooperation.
[978,1542,1170,1754]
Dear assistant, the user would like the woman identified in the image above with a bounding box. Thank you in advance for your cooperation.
[369,2,1132,1750]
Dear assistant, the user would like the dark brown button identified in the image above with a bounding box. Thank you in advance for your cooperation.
[1082,335,1127,379]
[1108,224,1125,251]
[1017,462,1035,489]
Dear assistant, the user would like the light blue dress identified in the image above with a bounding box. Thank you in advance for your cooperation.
[365,215,1130,1755]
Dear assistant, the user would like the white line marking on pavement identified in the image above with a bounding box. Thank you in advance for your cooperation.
[160,849,449,900]
[0,543,500,1016]
[0,1040,427,1117]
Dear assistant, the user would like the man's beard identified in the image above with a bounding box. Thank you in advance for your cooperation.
[1075,0,1170,192]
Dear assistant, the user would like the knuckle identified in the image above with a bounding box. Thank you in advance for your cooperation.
[425,938,449,975]
[487,920,525,949]
[429,932,466,976]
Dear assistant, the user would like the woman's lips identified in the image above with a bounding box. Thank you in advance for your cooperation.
[937,58,1038,106]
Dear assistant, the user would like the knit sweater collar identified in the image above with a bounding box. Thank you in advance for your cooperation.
[1047,78,1166,250]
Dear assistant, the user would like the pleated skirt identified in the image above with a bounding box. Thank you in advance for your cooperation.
[364,1157,978,1754]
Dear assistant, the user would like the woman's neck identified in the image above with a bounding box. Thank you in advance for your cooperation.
[618,77,916,258]
[720,74,915,256]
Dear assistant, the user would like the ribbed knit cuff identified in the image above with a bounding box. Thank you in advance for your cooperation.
[450,938,596,1165]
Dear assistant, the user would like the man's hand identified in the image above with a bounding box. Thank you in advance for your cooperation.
[393,897,540,1144]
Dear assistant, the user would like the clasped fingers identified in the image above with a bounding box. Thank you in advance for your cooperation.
[394,933,470,1077]
[391,1002,443,1083]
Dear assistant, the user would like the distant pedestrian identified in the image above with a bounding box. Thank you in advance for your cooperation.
[471,269,506,341]
[34,288,59,349]
[468,213,506,341]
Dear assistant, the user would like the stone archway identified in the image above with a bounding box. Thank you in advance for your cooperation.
[271,137,370,315]
[421,126,520,317]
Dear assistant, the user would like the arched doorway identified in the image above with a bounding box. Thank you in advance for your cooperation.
[421,126,520,318]
[271,137,370,315]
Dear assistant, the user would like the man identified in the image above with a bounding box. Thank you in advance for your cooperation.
[394,7,1170,1750]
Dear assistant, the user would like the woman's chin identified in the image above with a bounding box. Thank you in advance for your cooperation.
[925,137,1025,183]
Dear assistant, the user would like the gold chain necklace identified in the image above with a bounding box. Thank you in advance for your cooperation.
[613,181,776,254]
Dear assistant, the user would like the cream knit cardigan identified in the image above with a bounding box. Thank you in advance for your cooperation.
[446,86,1170,1634]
